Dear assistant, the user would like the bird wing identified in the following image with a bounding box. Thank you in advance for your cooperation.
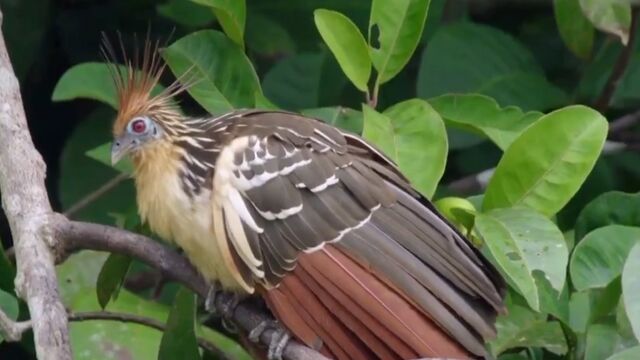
[209,110,506,358]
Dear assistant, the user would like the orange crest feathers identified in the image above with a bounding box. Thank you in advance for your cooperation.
[101,32,190,136]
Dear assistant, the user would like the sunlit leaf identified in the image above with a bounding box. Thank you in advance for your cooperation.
[483,106,608,216]
[475,207,568,311]
[190,0,246,47]
[314,9,371,91]
[579,0,631,45]
[622,243,640,342]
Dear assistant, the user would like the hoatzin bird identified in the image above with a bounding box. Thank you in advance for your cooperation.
[106,38,506,359]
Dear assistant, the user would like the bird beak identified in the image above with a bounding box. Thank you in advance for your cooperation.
[111,136,133,165]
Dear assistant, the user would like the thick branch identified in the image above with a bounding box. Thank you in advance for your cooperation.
[53,217,328,360]
[0,10,72,360]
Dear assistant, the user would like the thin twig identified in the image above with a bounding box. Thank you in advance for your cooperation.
[0,308,31,342]
[595,8,640,112]
[64,172,129,217]
[609,108,640,134]
[68,310,232,360]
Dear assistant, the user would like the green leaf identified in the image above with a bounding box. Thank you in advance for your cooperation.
[579,0,631,45]
[417,22,568,111]
[157,0,216,27]
[475,207,568,311]
[0,289,19,343]
[96,254,133,309]
[483,105,608,216]
[190,0,246,47]
[607,346,640,360]
[86,142,134,174]
[369,0,430,84]
[263,53,324,110]
[303,107,363,134]
[569,291,592,333]
[362,99,447,198]
[158,287,200,360]
[554,0,595,59]
[622,242,640,342]
[52,63,120,108]
[245,12,295,56]
[489,299,568,355]
[570,225,640,291]
[59,108,135,223]
[429,94,542,150]
[575,191,640,242]
[162,30,261,115]
[314,9,371,91]
[585,323,623,360]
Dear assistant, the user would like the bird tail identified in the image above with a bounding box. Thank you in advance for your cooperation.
[263,244,473,360]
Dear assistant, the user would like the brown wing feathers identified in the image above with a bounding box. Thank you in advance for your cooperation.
[206,110,505,359]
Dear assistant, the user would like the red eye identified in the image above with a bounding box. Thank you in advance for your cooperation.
[131,119,147,134]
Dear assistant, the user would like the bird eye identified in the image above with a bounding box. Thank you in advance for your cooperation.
[129,118,148,134]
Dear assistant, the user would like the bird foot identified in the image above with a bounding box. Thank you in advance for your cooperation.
[248,320,290,360]
[204,284,240,333]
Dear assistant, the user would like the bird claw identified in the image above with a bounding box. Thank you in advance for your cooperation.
[204,283,240,333]
[248,320,290,360]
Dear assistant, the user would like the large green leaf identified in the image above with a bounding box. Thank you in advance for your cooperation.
[362,99,447,198]
[157,0,216,27]
[429,94,542,150]
[190,0,246,47]
[622,243,640,342]
[302,107,363,134]
[554,0,595,59]
[475,207,568,311]
[417,22,567,111]
[314,9,371,91]
[52,63,120,109]
[575,191,640,242]
[162,30,261,115]
[570,225,640,291]
[489,298,568,355]
[86,142,134,174]
[579,0,631,45]
[67,289,250,360]
[0,289,19,343]
[483,106,608,216]
[368,0,430,84]
[245,12,296,56]
[158,287,199,360]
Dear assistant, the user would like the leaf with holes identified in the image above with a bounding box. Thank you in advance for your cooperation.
[369,0,430,84]
[570,225,640,291]
[363,99,447,198]
[314,9,371,91]
[429,94,542,150]
[475,207,568,311]
[190,0,246,47]
[579,0,631,45]
[483,105,608,216]
[162,30,261,115]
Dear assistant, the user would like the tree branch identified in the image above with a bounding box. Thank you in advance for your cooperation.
[52,217,328,360]
[595,8,640,112]
[0,9,72,360]
[0,308,31,342]
[68,310,231,360]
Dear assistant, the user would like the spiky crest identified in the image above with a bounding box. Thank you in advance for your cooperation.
[101,32,190,136]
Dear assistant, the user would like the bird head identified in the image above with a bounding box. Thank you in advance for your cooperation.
[102,34,189,165]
